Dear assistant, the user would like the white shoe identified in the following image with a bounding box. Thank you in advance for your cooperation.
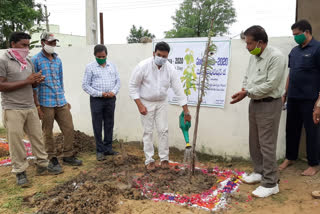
[241,172,262,184]
[252,185,279,198]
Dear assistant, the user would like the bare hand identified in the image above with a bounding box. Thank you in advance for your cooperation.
[313,106,320,124]
[35,75,45,83]
[102,92,108,98]
[67,103,71,110]
[107,92,115,98]
[27,72,42,84]
[230,90,247,104]
[282,94,287,104]
[138,104,148,115]
[184,114,191,123]
[37,107,44,120]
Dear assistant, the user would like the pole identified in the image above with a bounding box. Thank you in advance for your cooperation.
[86,0,98,45]
[44,4,50,31]
[99,12,104,44]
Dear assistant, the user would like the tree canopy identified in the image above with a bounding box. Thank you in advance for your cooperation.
[0,0,44,48]
[165,0,236,38]
[127,25,155,43]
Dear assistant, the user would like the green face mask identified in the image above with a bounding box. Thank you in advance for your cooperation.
[249,42,261,55]
[96,57,107,65]
[294,33,307,45]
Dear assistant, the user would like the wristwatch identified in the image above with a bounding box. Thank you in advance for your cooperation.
[246,90,250,96]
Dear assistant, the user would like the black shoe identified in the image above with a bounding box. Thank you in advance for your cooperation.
[104,150,119,156]
[48,157,63,174]
[96,153,106,161]
[16,171,29,187]
[63,156,83,166]
[36,165,48,175]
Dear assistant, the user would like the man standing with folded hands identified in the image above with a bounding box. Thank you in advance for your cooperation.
[82,44,120,161]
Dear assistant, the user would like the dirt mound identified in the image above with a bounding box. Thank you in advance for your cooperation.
[54,130,96,155]
[32,172,119,214]
[135,168,217,195]
[30,151,217,213]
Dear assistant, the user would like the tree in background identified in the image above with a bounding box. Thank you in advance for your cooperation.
[127,25,155,43]
[0,0,44,48]
[165,0,236,38]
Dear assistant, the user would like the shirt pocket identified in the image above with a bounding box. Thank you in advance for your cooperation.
[251,66,268,85]
[299,54,314,69]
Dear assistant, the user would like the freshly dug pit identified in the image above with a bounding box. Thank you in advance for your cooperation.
[135,167,217,195]
[30,149,217,213]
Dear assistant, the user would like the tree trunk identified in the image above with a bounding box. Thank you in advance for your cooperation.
[190,19,214,175]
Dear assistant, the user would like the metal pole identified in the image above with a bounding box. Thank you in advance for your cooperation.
[295,0,298,22]
[99,12,104,44]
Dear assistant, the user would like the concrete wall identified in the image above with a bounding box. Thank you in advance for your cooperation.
[0,37,297,159]
[297,0,320,39]
[31,24,86,48]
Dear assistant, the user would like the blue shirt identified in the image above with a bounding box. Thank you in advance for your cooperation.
[288,38,320,100]
[82,61,120,97]
[31,51,67,107]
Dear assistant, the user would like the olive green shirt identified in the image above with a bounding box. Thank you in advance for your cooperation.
[242,46,286,99]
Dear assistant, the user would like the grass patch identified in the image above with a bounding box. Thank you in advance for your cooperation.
[0,127,6,136]
[1,196,23,213]
[271,193,288,203]
[6,186,23,195]
[0,179,23,196]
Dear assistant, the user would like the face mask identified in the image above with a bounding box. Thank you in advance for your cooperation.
[154,55,167,66]
[294,33,307,45]
[96,57,107,65]
[43,44,55,54]
[9,48,29,59]
[249,42,261,55]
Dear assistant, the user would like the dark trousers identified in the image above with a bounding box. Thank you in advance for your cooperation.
[286,98,320,166]
[90,96,116,154]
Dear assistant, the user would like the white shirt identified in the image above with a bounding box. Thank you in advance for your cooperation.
[129,57,187,106]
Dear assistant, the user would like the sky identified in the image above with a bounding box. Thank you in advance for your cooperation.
[36,0,296,44]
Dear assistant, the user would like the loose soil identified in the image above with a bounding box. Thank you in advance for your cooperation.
[30,152,217,214]
[54,130,96,155]
[0,136,319,214]
[136,168,217,195]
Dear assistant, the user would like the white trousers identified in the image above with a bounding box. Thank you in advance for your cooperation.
[140,99,169,165]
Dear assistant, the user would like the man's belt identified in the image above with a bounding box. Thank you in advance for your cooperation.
[253,97,279,102]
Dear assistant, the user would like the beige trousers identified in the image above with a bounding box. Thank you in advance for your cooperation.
[3,108,48,173]
[249,98,282,188]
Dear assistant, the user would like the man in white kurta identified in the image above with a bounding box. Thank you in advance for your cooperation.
[129,42,191,170]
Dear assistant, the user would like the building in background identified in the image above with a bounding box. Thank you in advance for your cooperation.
[296,0,320,39]
[31,24,86,48]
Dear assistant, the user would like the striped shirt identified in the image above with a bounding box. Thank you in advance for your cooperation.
[31,51,67,107]
[82,61,120,97]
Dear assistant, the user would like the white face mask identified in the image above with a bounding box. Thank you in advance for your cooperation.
[43,44,55,54]
[154,55,167,66]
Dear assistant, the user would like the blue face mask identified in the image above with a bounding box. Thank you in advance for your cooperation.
[154,56,167,66]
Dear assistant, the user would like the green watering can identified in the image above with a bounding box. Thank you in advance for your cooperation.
[179,111,191,148]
